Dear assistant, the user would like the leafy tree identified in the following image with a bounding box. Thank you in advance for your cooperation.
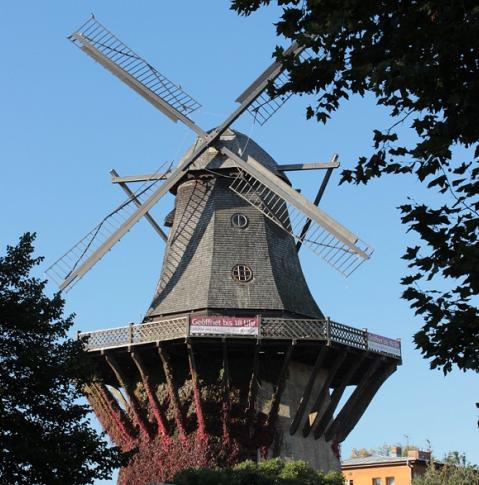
[350,443,420,458]
[0,233,125,484]
[349,448,372,458]
[172,458,344,485]
[231,1,479,377]
[413,454,479,485]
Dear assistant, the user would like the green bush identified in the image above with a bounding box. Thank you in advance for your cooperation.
[172,458,344,485]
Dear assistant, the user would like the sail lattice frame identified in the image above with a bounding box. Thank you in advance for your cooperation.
[46,175,165,290]
[228,168,373,276]
[69,16,201,118]
[245,49,313,126]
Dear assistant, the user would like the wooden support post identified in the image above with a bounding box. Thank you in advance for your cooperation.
[246,342,260,430]
[187,341,207,438]
[109,385,131,413]
[128,322,133,345]
[326,317,331,346]
[105,353,151,438]
[313,353,365,439]
[110,169,168,242]
[222,339,231,443]
[332,362,397,443]
[289,344,327,435]
[324,357,381,442]
[158,344,186,440]
[266,343,294,428]
[324,358,388,442]
[84,384,123,444]
[88,382,136,446]
[131,351,169,439]
[302,348,347,437]
[265,343,294,457]
[296,156,337,252]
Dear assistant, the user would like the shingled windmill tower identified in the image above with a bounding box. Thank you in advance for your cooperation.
[48,16,402,485]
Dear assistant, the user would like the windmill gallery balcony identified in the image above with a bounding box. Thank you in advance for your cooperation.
[79,315,401,358]
[78,315,401,473]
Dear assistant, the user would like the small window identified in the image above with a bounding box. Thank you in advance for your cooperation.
[231,213,249,229]
[232,264,253,282]
[386,478,395,485]
[372,479,381,485]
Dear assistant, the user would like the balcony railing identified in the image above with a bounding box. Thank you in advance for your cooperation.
[78,315,401,360]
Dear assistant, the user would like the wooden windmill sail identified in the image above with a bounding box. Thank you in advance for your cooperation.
[46,15,372,292]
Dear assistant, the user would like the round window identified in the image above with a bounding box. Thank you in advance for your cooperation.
[231,213,249,229]
[232,264,253,282]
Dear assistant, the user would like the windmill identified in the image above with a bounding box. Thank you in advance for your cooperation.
[48,16,401,485]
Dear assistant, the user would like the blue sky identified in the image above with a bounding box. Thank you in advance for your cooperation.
[1,2,476,483]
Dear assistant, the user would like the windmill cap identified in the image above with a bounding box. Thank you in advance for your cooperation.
[177,129,290,183]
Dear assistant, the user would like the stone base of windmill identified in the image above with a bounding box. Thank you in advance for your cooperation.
[81,317,398,485]
[113,364,340,485]
[256,362,340,472]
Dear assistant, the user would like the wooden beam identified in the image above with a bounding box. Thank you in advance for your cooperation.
[296,155,338,252]
[289,344,327,435]
[302,349,347,437]
[187,341,207,437]
[278,159,340,172]
[111,172,170,184]
[324,358,384,442]
[108,385,130,413]
[266,344,294,458]
[221,146,368,259]
[131,351,169,439]
[110,169,167,242]
[71,31,205,134]
[222,339,231,443]
[313,353,366,440]
[105,353,151,438]
[266,344,294,428]
[87,382,135,445]
[246,343,260,430]
[110,159,339,185]
[158,345,186,440]
[332,363,397,443]
[222,340,230,392]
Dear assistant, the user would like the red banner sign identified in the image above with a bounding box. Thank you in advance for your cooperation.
[190,316,259,336]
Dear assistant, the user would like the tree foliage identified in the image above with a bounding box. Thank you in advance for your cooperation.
[231,0,479,375]
[172,458,344,485]
[0,233,125,484]
[349,448,373,459]
[350,442,419,458]
[413,456,479,485]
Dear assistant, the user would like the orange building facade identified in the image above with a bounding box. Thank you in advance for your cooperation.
[342,449,431,485]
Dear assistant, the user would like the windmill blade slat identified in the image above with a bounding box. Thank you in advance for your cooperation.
[229,170,372,276]
[47,131,216,291]
[69,16,202,133]
[45,178,163,290]
[236,47,313,126]
[221,147,373,277]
